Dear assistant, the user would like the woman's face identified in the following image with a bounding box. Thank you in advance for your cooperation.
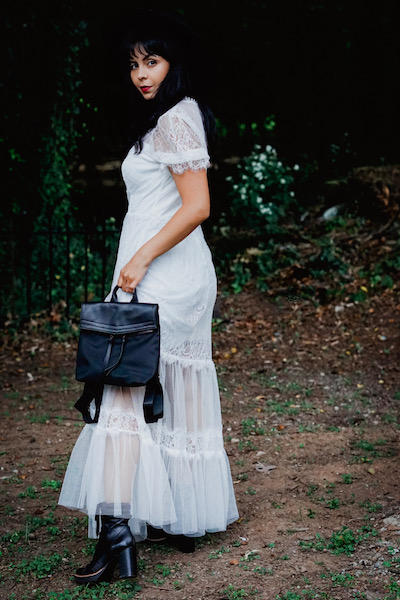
[129,46,170,100]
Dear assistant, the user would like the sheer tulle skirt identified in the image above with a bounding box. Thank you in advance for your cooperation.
[59,356,239,539]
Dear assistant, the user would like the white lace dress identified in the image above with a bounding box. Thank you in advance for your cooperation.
[59,97,239,539]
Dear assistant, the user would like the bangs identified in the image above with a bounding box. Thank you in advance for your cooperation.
[128,39,170,60]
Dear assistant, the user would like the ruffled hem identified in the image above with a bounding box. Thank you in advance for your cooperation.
[59,354,239,539]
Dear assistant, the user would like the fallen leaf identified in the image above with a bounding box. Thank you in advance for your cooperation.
[255,463,277,474]
[229,559,239,566]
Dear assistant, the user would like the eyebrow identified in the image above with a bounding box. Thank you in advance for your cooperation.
[129,53,159,62]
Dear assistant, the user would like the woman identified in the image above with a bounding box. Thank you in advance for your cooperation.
[59,9,239,584]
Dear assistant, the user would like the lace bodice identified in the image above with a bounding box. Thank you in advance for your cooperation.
[121,98,210,222]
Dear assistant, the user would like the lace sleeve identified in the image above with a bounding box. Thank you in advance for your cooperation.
[149,99,210,174]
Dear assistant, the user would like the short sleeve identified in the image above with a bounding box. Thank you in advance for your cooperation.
[149,99,210,174]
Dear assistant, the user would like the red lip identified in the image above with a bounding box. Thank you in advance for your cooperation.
[141,86,152,93]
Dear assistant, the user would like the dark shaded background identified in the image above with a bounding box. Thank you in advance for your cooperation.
[3,0,400,169]
[1,0,400,319]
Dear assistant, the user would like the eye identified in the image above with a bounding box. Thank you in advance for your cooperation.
[147,59,157,66]
[130,62,138,70]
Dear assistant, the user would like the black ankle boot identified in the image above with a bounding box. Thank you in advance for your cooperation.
[74,516,137,584]
[173,534,196,553]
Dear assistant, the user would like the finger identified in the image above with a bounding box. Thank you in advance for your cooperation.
[121,280,136,293]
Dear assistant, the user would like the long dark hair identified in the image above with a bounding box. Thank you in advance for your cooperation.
[120,9,216,154]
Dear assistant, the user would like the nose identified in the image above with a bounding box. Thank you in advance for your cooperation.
[136,64,148,80]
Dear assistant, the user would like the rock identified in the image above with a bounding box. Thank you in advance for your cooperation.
[364,591,385,600]
[383,516,400,528]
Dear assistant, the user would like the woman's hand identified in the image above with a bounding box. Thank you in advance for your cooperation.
[117,248,151,293]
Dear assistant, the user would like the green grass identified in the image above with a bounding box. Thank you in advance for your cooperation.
[360,500,383,513]
[241,417,266,436]
[18,486,38,499]
[351,438,394,463]
[320,571,355,587]
[209,545,231,559]
[13,551,67,580]
[41,479,62,491]
[299,525,378,556]
[221,585,258,599]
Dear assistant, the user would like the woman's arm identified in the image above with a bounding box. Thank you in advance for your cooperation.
[117,168,210,293]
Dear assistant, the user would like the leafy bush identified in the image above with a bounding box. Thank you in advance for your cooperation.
[219,144,300,292]
[226,144,298,234]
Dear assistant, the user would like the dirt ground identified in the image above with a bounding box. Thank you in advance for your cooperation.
[1,288,400,600]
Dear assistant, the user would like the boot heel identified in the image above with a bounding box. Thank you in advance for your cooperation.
[119,545,137,579]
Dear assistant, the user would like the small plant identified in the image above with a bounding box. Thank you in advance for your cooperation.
[18,486,38,499]
[352,438,392,463]
[325,497,340,509]
[173,581,182,590]
[241,417,265,436]
[209,545,231,559]
[41,479,62,491]
[387,578,400,599]
[330,571,355,587]
[14,551,67,579]
[276,593,303,600]
[240,551,260,568]
[306,484,318,497]
[149,563,173,586]
[221,585,251,599]
[360,500,383,513]
[238,439,258,451]
[253,566,273,575]
[341,473,353,484]
[299,526,375,556]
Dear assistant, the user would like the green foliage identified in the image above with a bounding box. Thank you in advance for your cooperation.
[209,545,231,559]
[275,593,303,600]
[41,479,62,491]
[341,473,353,484]
[226,144,297,233]
[352,438,393,463]
[241,417,266,436]
[299,526,377,556]
[217,143,300,293]
[13,551,66,579]
[386,578,400,600]
[18,486,38,499]
[221,585,254,599]
[0,13,116,321]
